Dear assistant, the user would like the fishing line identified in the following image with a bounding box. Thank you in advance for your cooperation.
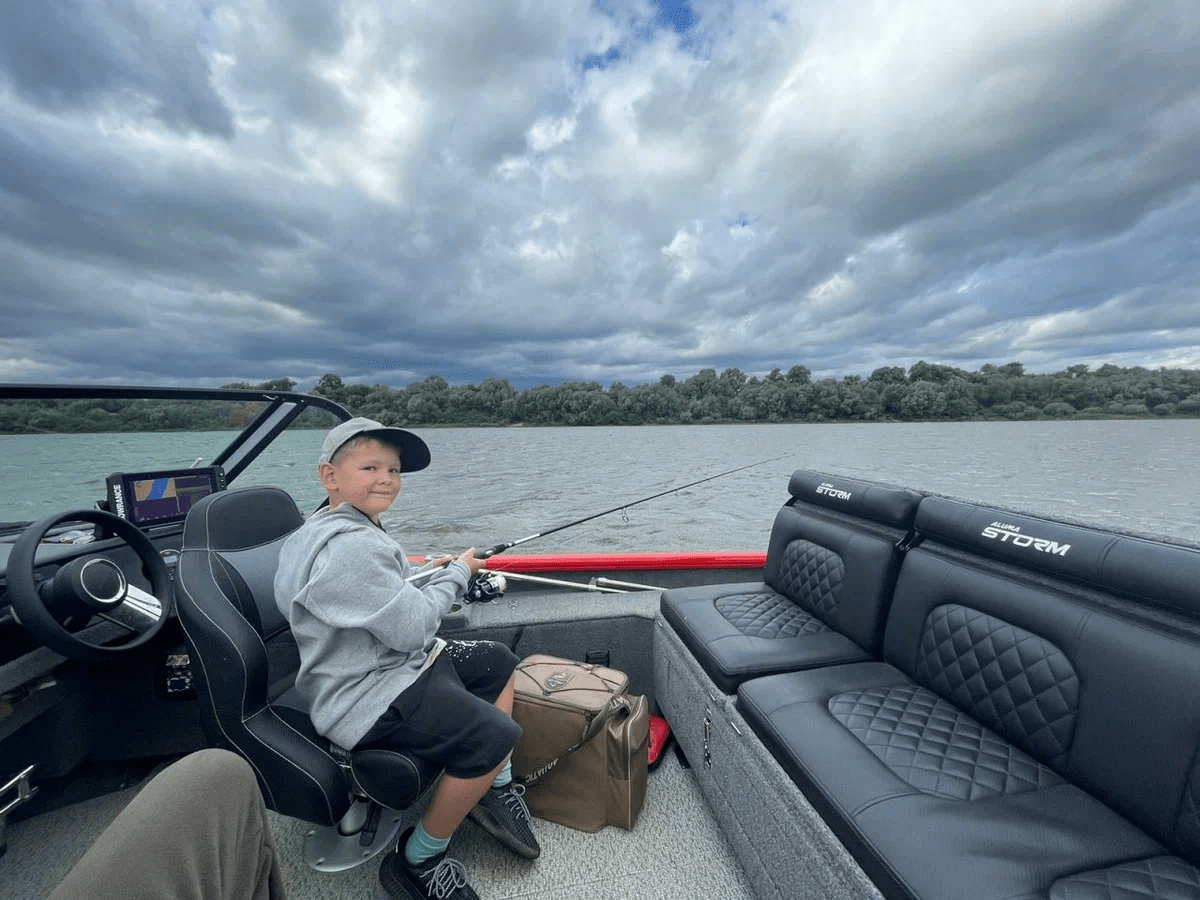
[479,455,786,558]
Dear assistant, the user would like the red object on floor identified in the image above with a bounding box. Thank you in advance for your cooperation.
[648,714,672,770]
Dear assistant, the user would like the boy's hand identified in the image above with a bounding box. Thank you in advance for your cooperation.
[457,548,488,575]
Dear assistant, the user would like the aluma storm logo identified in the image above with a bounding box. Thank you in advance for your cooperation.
[981,522,1071,556]
[815,482,852,501]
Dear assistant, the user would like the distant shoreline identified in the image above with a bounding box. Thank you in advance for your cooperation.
[1,410,1196,437]
[3,361,1199,432]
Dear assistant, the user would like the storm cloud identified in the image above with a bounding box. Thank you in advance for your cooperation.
[1,0,1197,389]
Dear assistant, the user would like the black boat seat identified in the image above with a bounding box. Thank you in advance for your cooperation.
[176,486,440,871]
[661,471,922,693]
[738,497,1200,900]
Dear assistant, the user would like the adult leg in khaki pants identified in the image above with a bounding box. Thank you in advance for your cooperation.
[49,748,287,900]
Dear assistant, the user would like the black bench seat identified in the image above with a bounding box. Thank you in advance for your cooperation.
[740,663,1163,900]
[661,471,922,693]
[736,496,1200,900]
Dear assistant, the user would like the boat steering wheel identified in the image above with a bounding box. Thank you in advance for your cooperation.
[8,510,173,661]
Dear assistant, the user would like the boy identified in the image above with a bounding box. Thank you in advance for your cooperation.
[274,417,539,900]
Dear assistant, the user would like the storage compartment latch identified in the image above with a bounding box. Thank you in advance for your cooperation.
[0,764,37,817]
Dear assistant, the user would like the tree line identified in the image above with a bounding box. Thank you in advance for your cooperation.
[3,363,1199,434]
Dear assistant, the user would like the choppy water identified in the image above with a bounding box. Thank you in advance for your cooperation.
[1,420,1197,552]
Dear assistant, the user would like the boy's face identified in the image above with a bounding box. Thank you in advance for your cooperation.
[319,437,402,524]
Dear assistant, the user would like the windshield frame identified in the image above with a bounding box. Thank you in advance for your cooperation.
[0,384,352,532]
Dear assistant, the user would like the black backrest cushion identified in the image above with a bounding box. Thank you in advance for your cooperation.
[216,542,291,640]
[883,550,1086,771]
[916,496,1200,617]
[183,485,304,553]
[760,471,923,653]
[885,497,1200,864]
[181,486,302,639]
[764,507,900,653]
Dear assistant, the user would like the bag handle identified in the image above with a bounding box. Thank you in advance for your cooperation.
[517,694,631,786]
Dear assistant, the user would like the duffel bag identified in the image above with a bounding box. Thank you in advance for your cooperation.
[510,654,649,832]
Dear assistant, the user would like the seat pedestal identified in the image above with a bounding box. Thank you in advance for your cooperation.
[302,799,404,871]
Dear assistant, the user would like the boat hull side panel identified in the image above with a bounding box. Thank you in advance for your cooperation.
[654,615,882,900]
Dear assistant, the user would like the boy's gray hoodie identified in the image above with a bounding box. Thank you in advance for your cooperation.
[273,503,470,749]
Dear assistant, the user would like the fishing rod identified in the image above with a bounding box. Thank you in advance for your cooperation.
[478,455,786,558]
[405,454,785,584]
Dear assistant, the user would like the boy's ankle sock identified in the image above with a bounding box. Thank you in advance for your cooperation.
[492,760,512,789]
[404,821,451,867]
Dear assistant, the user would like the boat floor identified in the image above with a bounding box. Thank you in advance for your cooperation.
[2,749,754,900]
[2,587,757,899]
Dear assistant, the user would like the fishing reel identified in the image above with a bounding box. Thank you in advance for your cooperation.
[464,570,507,604]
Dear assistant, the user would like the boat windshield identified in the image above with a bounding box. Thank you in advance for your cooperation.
[0,387,349,534]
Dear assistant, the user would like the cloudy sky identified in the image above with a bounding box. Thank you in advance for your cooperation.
[1,0,1198,391]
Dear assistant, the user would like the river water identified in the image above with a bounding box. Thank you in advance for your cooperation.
[1,420,1197,552]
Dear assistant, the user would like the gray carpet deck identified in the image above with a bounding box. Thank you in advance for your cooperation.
[2,752,755,899]
[3,592,759,899]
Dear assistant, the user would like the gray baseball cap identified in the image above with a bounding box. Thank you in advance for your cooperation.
[318,417,431,472]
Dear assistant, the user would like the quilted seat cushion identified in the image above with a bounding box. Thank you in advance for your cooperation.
[714,589,832,639]
[1049,857,1200,900]
[737,663,1163,900]
[914,603,1080,770]
[661,582,871,694]
[829,683,1063,801]
[882,546,1200,864]
[771,538,846,621]
[660,504,906,693]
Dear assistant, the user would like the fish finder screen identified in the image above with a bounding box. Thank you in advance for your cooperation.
[106,466,226,527]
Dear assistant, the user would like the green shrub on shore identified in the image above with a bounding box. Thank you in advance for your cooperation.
[3,362,1199,433]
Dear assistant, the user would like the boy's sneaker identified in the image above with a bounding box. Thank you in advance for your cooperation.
[380,829,479,900]
[467,782,541,859]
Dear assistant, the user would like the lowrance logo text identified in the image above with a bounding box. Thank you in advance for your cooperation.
[816,482,852,501]
[981,522,1070,557]
[112,484,126,519]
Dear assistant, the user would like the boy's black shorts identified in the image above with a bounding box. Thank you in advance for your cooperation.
[356,640,521,779]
